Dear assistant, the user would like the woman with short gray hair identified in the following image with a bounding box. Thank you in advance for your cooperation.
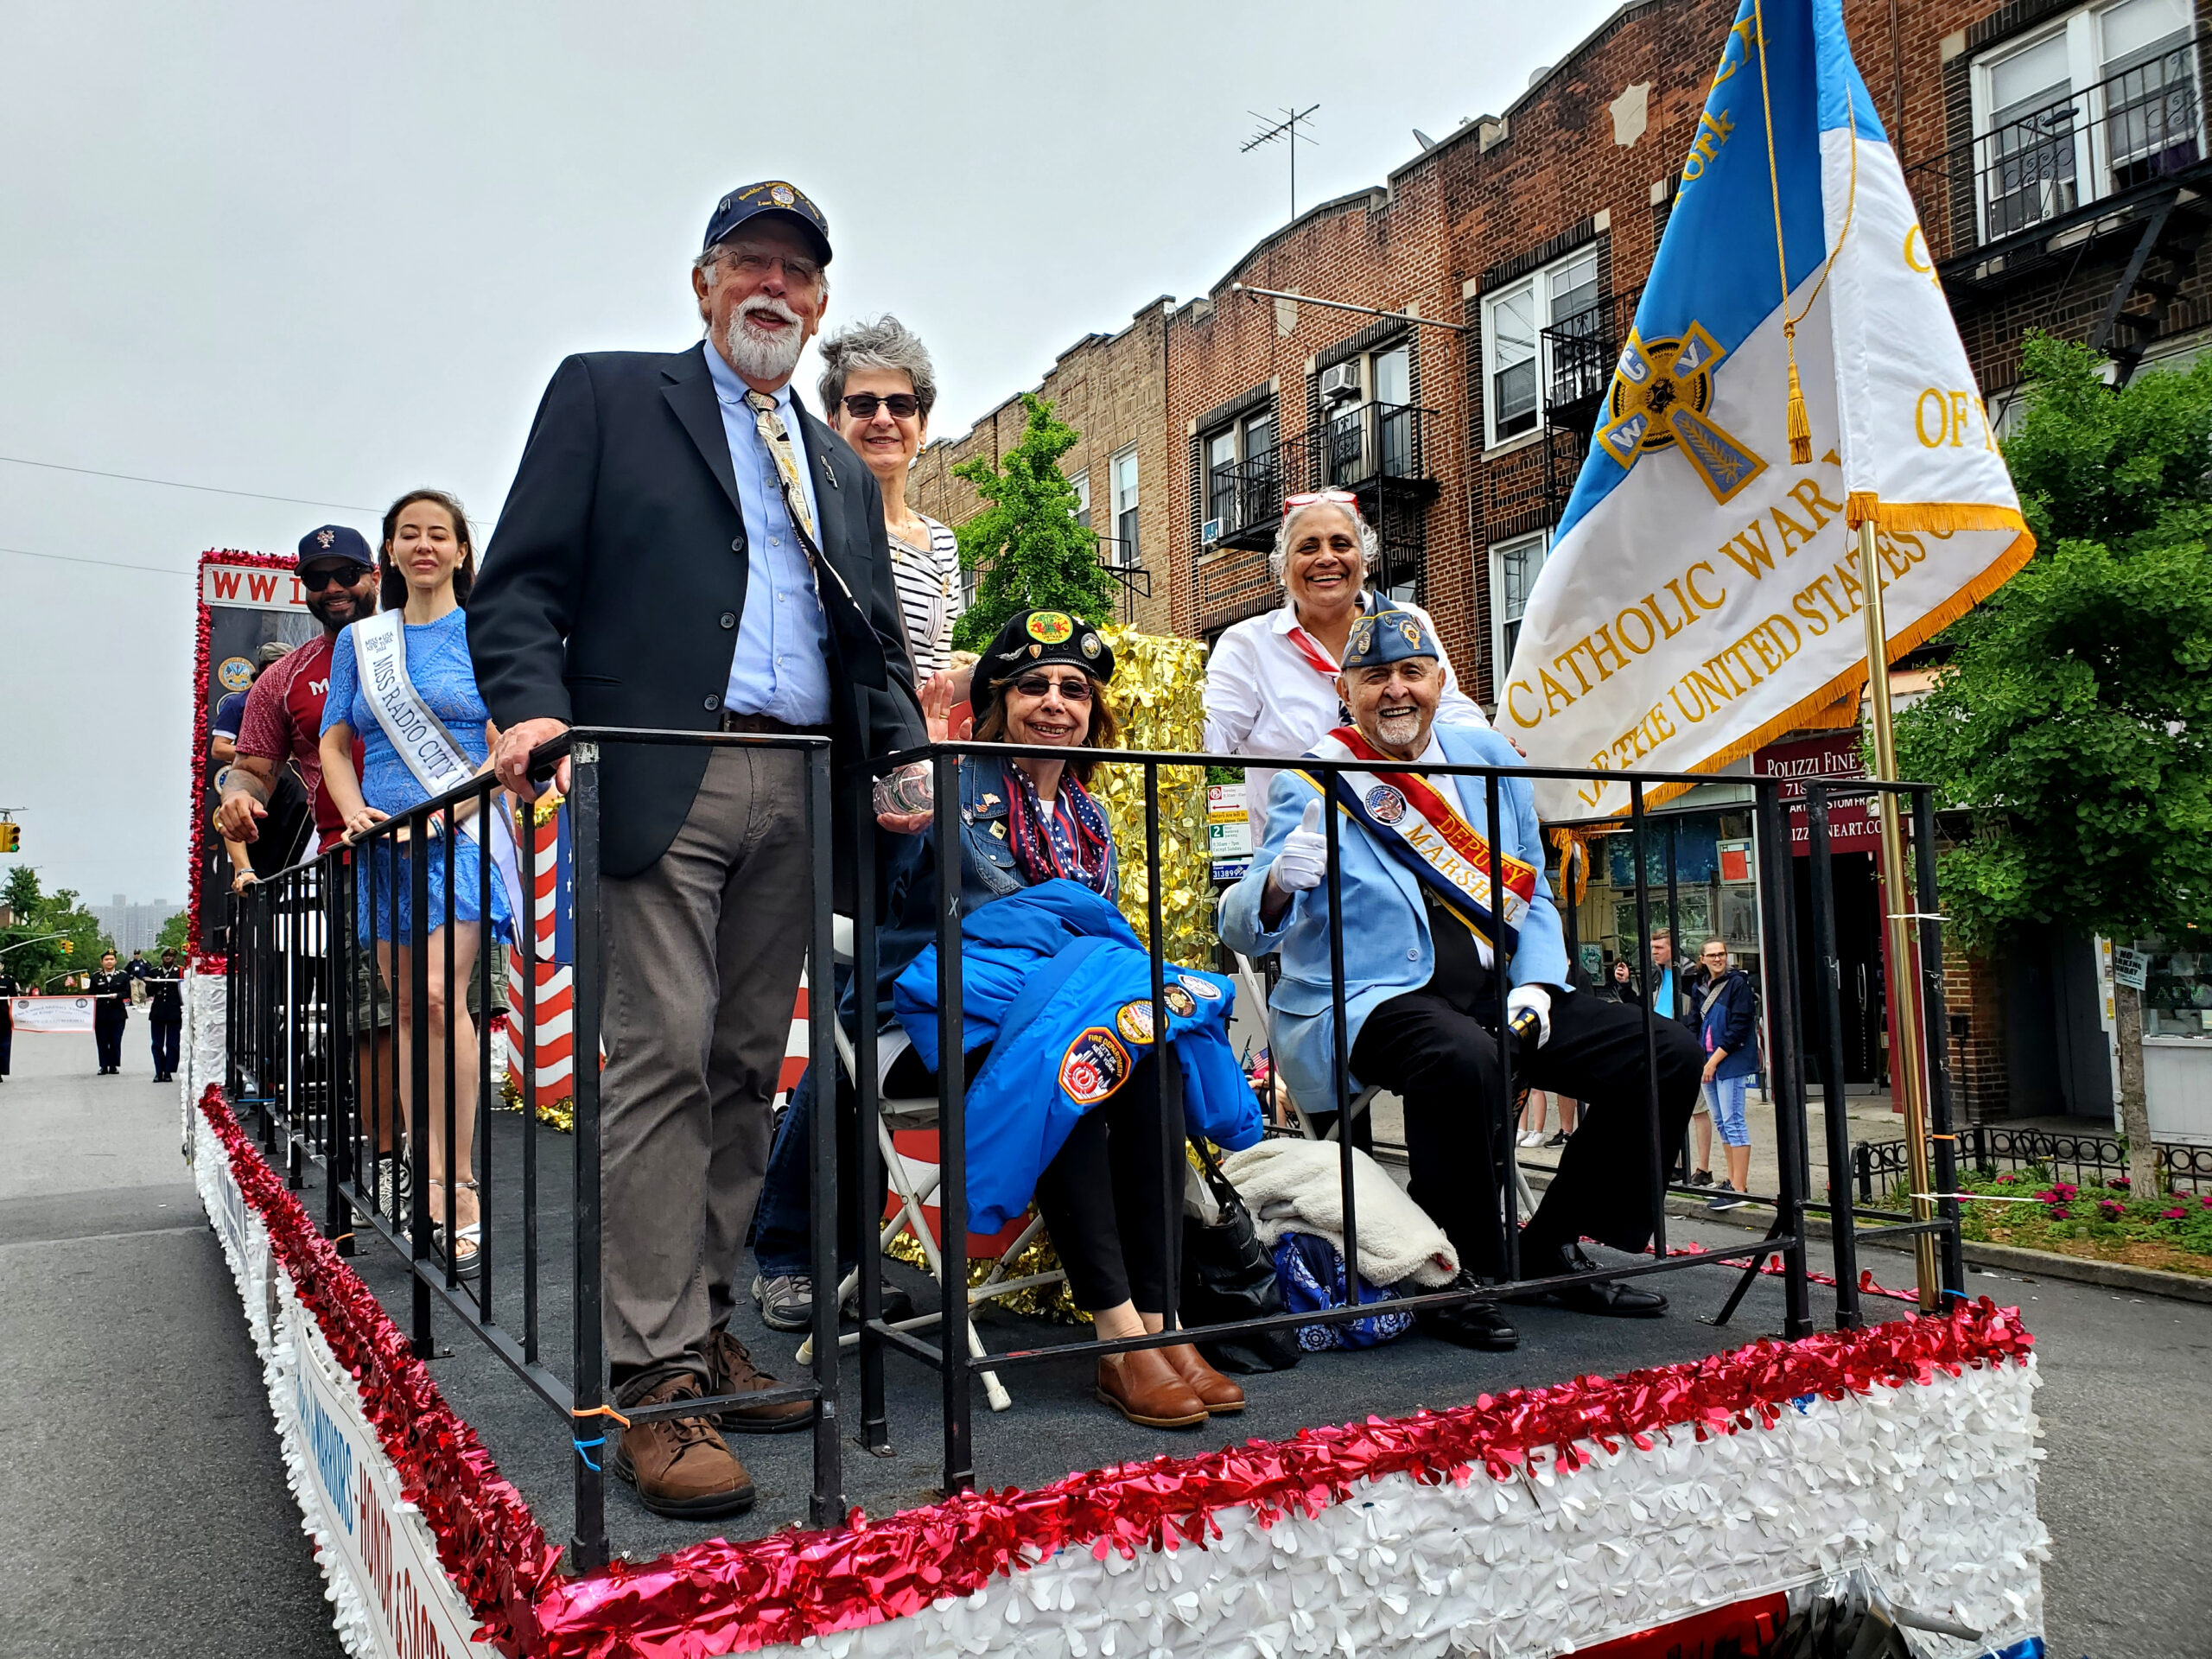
[1203,491,1485,806]
[819,315,963,677]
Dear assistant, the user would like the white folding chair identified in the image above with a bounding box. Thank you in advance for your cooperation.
[1230,950,1542,1218]
[791,918,1065,1413]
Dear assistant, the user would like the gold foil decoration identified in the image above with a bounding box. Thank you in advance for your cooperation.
[882,1228,1086,1323]
[496,1071,575,1135]
[1094,626,1214,968]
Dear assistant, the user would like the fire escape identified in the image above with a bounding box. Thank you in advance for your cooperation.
[1904,28,2212,386]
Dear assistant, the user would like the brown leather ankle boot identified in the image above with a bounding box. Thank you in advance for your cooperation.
[1160,1343,1244,1414]
[609,1371,756,1518]
[1096,1346,1208,1428]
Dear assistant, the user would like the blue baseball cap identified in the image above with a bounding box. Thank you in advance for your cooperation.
[1341,601,1440,672]
[701,180,832,265]
[296,524,373,571]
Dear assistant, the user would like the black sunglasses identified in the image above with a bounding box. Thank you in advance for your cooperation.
[300,562,373,592]
[841,392,922,420]
[1011,673,1094,702]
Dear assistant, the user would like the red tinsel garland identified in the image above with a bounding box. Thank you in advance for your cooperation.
[198,1090,564,1651]
[186,549,300,968]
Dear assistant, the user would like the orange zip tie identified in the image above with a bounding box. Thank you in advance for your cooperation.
[572,1404,632,1428]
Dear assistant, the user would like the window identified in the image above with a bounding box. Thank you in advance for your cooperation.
[1069,469,1090,532]
[1482,245,1605,447]
[1205,431,1236,533]
[1490,531,1549,676]
[1971,0,2199,243]
[1110,448,1140,569]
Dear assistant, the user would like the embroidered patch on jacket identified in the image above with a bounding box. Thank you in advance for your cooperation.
[1115,1000,1154,1044]
[1059,1027,1131,1104]
[1177,972,1222,1001]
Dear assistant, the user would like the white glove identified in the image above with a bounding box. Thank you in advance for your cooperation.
[1270,800,1329,894]
[1506,984,1554,1049]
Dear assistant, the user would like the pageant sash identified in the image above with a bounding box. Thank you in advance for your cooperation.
[1295,728,1538,954]
[350,613,534,957]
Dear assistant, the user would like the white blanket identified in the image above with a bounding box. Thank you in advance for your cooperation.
[1217,1137,1459,1288]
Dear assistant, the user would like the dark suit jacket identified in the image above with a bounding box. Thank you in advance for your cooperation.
[469,342,925,880]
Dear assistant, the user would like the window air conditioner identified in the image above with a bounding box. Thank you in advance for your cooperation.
[1319,360,1362,404]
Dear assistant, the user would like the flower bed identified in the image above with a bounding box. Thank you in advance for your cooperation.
[1942,1169,2212,1277]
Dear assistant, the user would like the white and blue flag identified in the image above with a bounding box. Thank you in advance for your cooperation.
[1502,0,2035,821]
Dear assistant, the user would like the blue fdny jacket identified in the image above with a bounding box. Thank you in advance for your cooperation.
[893,880,1263,1235]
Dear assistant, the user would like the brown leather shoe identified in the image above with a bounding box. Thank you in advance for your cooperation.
[702,1326,816,1434]
[609,1372,756,1518]
[1161,1343,1244,1414]
[1096,1346,1208,1428]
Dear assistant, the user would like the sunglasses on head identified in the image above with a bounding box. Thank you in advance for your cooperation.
[1281,489,1358,518]
[1010,672,1094,702]
[842,392,922,420]
[301,562,373,592]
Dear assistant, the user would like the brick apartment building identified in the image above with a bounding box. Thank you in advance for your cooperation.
[925,0,2212,1127]
[909,301,1175,636]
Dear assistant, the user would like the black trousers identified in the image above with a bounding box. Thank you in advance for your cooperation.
[150,1016,181,1076]
[94,1008,126,1071]
[1351,984,1701,1279]
[0,1024,10,1076]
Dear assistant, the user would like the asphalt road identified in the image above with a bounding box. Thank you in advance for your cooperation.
[0,1028,343,1659]
[0,1022,2203,1658]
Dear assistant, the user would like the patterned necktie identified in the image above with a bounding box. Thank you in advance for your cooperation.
[743,389,821,552]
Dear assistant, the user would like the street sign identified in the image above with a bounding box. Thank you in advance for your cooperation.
[2112,946,2150,991]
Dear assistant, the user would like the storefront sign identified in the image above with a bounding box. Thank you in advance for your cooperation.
[1753,734,1879,856]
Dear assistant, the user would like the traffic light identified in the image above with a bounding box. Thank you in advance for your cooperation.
[60,939,72,955]
[0,823,17,852]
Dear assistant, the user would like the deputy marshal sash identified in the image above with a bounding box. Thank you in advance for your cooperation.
[1295,728,1539,956]
[350,612,534,957]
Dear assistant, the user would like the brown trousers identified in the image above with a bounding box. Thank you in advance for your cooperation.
[600,745,812,1384]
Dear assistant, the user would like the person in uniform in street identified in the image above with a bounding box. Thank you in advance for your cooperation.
[146,949,184,1081]
[0,962,17,1083]
[89,950,131,1074]
[124,951,155,1007]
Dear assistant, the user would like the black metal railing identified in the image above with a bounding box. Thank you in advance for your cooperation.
[1905,30,2207,263]
[1856,1123,2212,1198]
[1539,289,1638,439]
[1285,400,1433,493]
[225,728,1963,1569]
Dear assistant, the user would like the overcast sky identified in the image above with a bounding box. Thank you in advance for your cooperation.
[1,0,1620,907]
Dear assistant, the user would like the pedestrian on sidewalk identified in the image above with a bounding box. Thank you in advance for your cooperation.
[0,963,16,1083]
[1694,938,1758,1210]
[88,951,130,1074]
[146,949,183,1081]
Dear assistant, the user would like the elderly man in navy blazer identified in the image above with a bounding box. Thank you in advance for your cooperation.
[470,181,924,1520]
[1220,603,1700,1352]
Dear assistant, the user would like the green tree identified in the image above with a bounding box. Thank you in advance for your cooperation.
[950,393,1118,651]
[0,867,111,990]
[1896,334,2212,1191]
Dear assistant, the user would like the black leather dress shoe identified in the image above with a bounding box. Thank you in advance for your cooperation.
[1417,1273,1520,1351]
[1522,1246,1669,1318]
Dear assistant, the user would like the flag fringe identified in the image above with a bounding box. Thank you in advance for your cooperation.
[1843,495,2029,535]
[1574,525,2037,820]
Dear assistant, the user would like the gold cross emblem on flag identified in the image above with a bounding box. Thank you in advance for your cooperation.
[1595,321,1767,505]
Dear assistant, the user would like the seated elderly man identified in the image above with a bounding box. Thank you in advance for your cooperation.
[1220,603,1700,1351]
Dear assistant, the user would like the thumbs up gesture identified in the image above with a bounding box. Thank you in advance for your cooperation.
[1272,799,1330,894]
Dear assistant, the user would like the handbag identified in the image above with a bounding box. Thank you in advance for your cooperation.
[1179,1140,1302,1374]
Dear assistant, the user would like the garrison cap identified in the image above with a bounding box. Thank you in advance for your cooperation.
[1340,600,1439,671]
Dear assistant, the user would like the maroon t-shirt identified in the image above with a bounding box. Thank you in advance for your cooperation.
[235,632,361,853]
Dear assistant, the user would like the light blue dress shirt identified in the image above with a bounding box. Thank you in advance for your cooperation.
[704,343,832,725]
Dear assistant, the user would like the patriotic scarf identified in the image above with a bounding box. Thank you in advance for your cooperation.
[1004,764,1115,896]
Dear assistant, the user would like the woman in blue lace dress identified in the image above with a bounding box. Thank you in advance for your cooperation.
[321,488,513,1276]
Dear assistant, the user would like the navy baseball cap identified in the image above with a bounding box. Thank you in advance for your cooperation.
[296,524,373,571]
[701,181,831,265]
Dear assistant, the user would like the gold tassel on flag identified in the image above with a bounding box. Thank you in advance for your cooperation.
[1784,338,1813,465]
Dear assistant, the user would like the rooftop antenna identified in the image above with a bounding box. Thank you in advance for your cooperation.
[1243,104,1320,223]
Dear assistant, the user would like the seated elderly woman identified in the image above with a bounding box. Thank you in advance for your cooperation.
[1219,601,1700,1353]
[876,609,1262,1431]
[1205,490,1485,805]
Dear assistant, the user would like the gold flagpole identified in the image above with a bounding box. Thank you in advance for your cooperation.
[1856,520,1941,1311]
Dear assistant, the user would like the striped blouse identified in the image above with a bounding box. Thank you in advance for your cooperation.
[889,514,964,677]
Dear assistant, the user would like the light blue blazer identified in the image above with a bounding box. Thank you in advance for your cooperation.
[1217,723,1570,1113]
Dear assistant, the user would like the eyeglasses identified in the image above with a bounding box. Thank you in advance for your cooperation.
[718,249,823,289]
[1010,673,1094,702]
[841,392,922,421]
[1281,489,1359,518]
[300,563,373,592]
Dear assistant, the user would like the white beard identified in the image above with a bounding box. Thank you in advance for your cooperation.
[721,298,806,384]
[1374,709,1424,750]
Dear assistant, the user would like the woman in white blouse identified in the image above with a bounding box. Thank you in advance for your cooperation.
[1203,491,1486,805]
[819,316,964,677]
